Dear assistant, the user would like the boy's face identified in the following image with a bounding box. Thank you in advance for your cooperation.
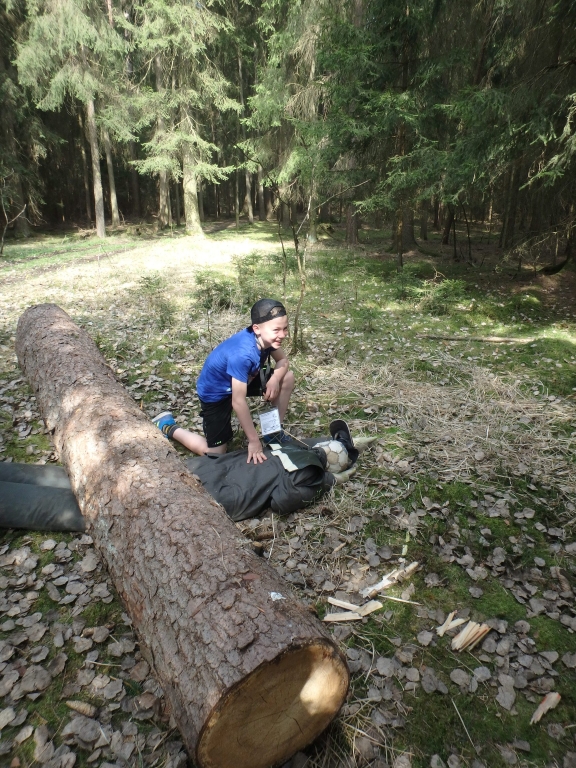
[253,315,289,349]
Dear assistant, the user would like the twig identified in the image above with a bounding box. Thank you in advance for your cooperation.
[380,595,421,605]
[451,697,477,752]
[268,513,276,561]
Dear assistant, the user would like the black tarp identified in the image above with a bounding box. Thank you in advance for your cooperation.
[0,462,85,532]
[0,435,339,530]
[186,441,335,522]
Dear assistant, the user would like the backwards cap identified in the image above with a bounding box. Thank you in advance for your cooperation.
[250,299,287,325]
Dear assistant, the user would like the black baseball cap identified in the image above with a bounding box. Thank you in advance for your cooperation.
[250,299,287,325]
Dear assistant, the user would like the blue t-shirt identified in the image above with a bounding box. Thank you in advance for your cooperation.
[196,329,272,402]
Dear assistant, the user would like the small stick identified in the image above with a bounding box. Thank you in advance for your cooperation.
[380,595,421,605]
[451,698,477,752]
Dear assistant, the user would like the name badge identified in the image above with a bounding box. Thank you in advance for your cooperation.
[259,408,281,436]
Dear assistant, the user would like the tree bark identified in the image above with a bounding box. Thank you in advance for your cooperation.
[257,166,265,221]
[198,179,205,223]
[502,161,520,248]
[78,113,93,226]
[419,200,428,240]
[401,207,417,251]
[244,170,254,224]
[102,129,120,228]
[128,141,141,219]
[85,98,106,238]
[182,142,204,236]
[319,203,330,223]
[155,56,172,229]
[0,56,30,237]
[432,197,440,230]
[265,187,274,220]
[175,180,181,226]
[441,204,454,245]
[16,304,349,768]
[345,203,358,245]
[307,185,318,244]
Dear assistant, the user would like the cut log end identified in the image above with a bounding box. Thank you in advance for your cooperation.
[197,640,349,768]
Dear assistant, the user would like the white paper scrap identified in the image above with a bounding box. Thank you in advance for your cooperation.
[259,408,281,436]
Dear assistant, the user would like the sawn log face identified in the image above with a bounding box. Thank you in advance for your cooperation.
[15,304,349,768]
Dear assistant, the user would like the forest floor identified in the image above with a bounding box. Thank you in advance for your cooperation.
[0,219,575,768]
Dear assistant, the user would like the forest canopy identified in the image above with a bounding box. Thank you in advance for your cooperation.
[2,0,576,261]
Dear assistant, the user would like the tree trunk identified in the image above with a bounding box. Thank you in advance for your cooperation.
[307,185,318,244]
[175,180,181,226]
[235,170,240,228]
[244,170,254,224]
[15,304,348,768]
[11,174,30,238]
[401,207,417,251]
[433,198,440,230]
[0,56,30,237]
[265,187,274,220]
[102,129,120,228]
[78,113,92,225]
[198,179,205,223]
[257,166,265,221]
[501,161,520,248]
[182,146,203,236]
[128,141,141,218]
[85,98,106,238]
[420,200,429,240]
[155,56,172,229]
[319,203,330,223]
[345,203,358,245]
[441,204,454,245]
[392,209,403,259]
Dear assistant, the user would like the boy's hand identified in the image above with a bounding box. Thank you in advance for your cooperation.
[247,438,267,464]
[263,375,280,402]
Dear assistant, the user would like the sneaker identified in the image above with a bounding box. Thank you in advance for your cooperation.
[152,411,176,438]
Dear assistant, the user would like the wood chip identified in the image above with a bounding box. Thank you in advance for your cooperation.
[451,621,491,651]
[327,597,360,612]
[323,611,363,622]
[530,691,561,724]
[358,600,383,617]
[361,561,419,599]
[436,611,467,637]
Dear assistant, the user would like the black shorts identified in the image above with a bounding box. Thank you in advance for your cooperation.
[199,368,274,448]
[199,397,233,448]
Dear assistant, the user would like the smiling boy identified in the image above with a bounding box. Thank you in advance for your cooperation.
[153,299,294,464]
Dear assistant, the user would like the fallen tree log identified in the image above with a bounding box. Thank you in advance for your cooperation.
[16,304,349,768]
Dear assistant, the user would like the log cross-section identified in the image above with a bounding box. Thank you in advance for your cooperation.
[15,304,349,768]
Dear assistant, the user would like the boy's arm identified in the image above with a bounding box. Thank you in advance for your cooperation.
[264,349,289,402]
[231,377,267,464]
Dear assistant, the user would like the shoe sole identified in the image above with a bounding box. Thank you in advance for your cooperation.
[152,411,173,425]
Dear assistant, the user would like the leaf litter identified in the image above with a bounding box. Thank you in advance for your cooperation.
[0,234,575,767]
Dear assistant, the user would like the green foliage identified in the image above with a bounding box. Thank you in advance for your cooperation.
[191,269,237,311]
[135,271,176,329]
[419,278,468,315]
[235,252,268,307]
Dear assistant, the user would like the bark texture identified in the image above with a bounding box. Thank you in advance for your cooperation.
[85,98,106,238]
[15,304,348,768]
[102,129,120,228]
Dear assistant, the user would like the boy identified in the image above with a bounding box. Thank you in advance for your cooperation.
[152,299,295,465]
